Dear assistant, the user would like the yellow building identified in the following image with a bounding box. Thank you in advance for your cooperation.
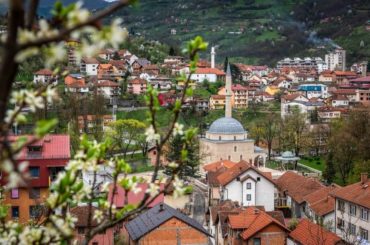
[209,95,225,110]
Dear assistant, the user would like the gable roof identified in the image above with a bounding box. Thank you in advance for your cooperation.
[125,203,211,241]
[195,68,226,76]
[289,219,342,245]
[203,160,236,172]
[275,171,323,204]
[332,177,370,209]
[34,69,53,76]
[303,185,341,216]
[216,162,275,187]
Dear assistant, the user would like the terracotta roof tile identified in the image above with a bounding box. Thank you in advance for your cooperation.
[203,160,236,172]
[195,68,226,76]
[303,185,341,216]
[34,69,53,75]
[289,219,342,245]
[332,177,370,209]
[275,171,323,204]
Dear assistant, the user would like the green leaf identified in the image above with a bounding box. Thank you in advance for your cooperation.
[35,119,58,138]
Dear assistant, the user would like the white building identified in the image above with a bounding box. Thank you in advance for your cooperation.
[217,162,275,211]
[325,48,346,71]
[298,84,329,99]
[33,69,56,84]
[333,174,370,244]
[80,58,99,76]
[190,68,226,83]
[93,80,121,99]
[82,165,113,193]
[276,57,327,72]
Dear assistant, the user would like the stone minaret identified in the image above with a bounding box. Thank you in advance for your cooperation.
[225,63,232,118]
[211,47,216,69]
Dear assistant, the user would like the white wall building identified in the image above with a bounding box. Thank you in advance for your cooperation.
[325,48,346,71]
[298,84,329,99]
[80,58,99,76]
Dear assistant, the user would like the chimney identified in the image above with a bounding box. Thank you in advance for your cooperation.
[361,173,368,184]
[211,46,216,69]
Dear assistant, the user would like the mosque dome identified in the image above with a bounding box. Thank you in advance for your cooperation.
[208,117,245,134]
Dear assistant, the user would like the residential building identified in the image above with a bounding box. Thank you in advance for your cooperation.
[331,89,356,102]
[298,84,329,99]
[277,57,327,73]
[325,48,346,71]
[131,58,150,72]
[331,94,349,107]
[77,115,114,134]
[66,39,80,66]
[209,95,225,110]
[217,161,275,211]
[2,135,70,223]
[218,84,249,109]
[317,107,346,123]
[275,171,324,218]
[80,58,99,76]
[148,76,173,91]
[333,173,370,244]
[208,200,239,240]
[356,89,370,106]
[281,96,323,121]
[319,70,335,83]
[334,71,357,86]
[33,69,56,84]
[64,74,89,94]
[226,207,289,245]
[190,68,226,83]
[288,219,343,245]
[93,80,121,99]
[127,78,147,95]
[349,76,370,89]
[125,203,211,245]
[350,61,368,76]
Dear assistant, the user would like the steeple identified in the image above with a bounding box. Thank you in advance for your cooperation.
[225,62,232,118]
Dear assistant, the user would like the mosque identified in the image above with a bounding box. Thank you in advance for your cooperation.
[199,61,266,170]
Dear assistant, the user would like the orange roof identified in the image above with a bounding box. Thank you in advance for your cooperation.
[332,177,370,209]
[203,160,236,172]
[303,185,341,216]
[216,161,275,187]
[95,80,119,87]
[195,68,226,76]
[275,171,323,204]
[34,69,53,75]
[332,89,356,95]
[227,207,288,240]
[211,95,225,100]
[289,219,342,245]
[129,78,147,85]
[282,93,302,101]
[334,71,357,76]
[98,64,112,69]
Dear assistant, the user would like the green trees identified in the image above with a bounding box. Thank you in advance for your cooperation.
[260,113,279,160]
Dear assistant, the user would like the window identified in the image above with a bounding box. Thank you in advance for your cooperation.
[29,205,42,218]
[247,194,251,201]
[92,243,98,245]
[350,204,356,216]
[349,223,356,235]
[360,228,369,241]
[11,188,19,199]
[257,177,260,181]
[234,146,237,152]
[337,218,344,230]
[78,227,85,234]
[361,208,369,221]
[246,183,252,190]
[29,188,40,199]
[234,136,236,140]
[253,238,261,245]
[337,200,345,212]
[11,206,19,218]
[29,167,40,178]
[228,156,231,160]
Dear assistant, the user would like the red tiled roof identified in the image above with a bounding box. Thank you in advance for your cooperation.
[82,57,99,64]
[95,80,120,87]
[289,219,342,245]
[334,71,357,76]
[332,177,370,209]
[303,185,341,216]
[129,78,147,85]
[108,183,164,208]
[34,69,53,75]
[9,135,71,160]
[282,93,302,101]
[349,76,370,83]
[275,171,323,204]
[195,68,226,76]
[216,161,275,187]
[203,160,236,172]
[211,94,225,100]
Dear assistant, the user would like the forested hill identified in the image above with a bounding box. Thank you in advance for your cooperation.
[1,0,369,66]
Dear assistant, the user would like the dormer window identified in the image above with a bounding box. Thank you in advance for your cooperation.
[27,146,42,152]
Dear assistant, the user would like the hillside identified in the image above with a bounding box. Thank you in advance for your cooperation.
[1,0,369,66]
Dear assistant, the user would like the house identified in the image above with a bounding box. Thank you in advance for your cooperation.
[331,89,356,102]
[317,107,346,123]
[333,71,357,86]
[97,63,114,80]
[93,80,121,99]
[143,64,160,76]
[349,76,370,89]
[254,91,275,103]
[64,74,89,94]
[298,84,329,99]
[80,58,99,76]
[272,76,293,89]
[127,78,147,95]
[333,173,370,244]
[356,89,370,106]
[190,68,226,83]
[218,84,249,109]
[288,219,343,245]
[281,94,323,121]
[71,206,117,245]
[108,183,164,209]
[108,60,127,73]
[125,203,211,245]
[210,95,226,110]
[2,135,70,223]
[331,94,349,107]
[302,185,342,231]
[97,49,115,60]
[217,161,276,211]
[148,76,173,91]
[226,207,289,245]
[208,200,239,240]
[77,115,114,134]
[33,69,56,84]
[131,58,151,72]
[275,171,324,218]
[319,70,335,83]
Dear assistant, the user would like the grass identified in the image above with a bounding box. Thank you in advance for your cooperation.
[298,157,326,172]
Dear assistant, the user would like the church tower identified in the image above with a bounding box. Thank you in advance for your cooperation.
[225,63,232,118]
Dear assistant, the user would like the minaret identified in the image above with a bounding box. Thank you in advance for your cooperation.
[225,63,232,118]
[211,47,216,69]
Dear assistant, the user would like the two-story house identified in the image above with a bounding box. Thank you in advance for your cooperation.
[33,69,56,84]
[333,173,369,244]
[217,162,276,211]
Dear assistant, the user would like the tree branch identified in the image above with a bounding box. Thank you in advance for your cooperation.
[26,0,39,30]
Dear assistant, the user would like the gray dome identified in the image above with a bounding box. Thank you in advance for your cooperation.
[208,117,245,134]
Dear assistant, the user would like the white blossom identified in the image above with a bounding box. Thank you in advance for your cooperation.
[93,209,104,223]
[173,176,187,198]
[173,123,184,136]
[131,182,142,194]
[45,43,67,68]
[145,125,160,142]
[146,183,159,197]
[168,162,179,168]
